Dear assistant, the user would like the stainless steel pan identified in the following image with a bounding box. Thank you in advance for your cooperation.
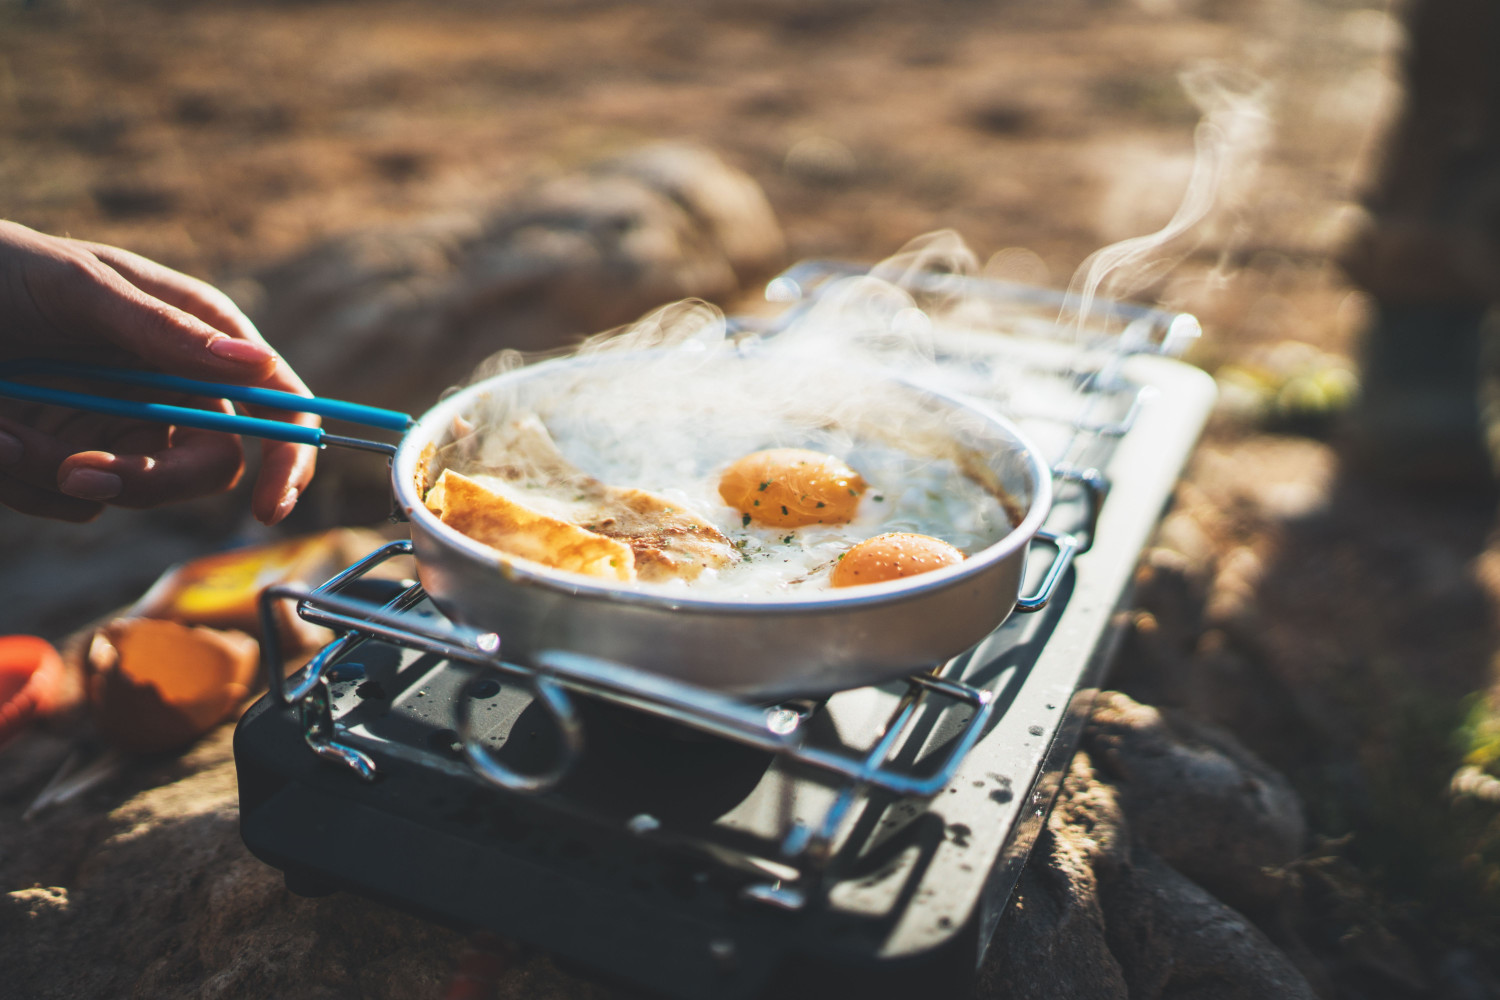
[0,353,1075,699]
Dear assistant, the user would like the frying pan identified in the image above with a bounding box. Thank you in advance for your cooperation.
[0,353,1074,699]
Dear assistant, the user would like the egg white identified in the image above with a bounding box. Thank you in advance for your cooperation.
[471,431,1013,598]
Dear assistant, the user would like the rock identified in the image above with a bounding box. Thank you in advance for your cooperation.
[251,143,783,420]
[1084,691,1306,917]
[598,143,785,280]
[5,883,70,922]
[1100,848,1319,1000]
[979,700,1318,1000]
[3,732,430,997]
[1434,948,1500,1000]
[0,726,606,999]
[975,754,1131,1000]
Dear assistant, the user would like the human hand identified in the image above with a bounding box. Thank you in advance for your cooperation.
[0,220,317,524]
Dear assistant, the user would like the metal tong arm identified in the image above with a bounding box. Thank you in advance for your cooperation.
[0,359,413,456]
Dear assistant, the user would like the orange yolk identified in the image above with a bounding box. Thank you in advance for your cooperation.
[831,532,964,587]
[718,448,867,528]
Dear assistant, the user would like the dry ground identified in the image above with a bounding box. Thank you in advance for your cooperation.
[3,0,1497,996]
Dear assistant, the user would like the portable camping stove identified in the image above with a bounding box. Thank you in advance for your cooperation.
[233,263,1216,998]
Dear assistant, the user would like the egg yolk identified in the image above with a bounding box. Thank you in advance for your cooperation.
[831,533,964,587]
[718,448,867,528]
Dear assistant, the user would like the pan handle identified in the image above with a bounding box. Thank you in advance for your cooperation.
[0,359,413,457]
[1014,529,1078,613]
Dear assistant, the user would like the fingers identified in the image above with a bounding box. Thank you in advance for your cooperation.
[79,242,306,402]
[0,418,86,488]
[0,223,319,523]
[2,222,280,382]
[0,415,105,518]
[0,475,103,522]
[83,242,263,343]
[83,241,321,523]
[252,439,317,526]
[0,412,245,511]
[63,262,281,380]
[56,432,244,509]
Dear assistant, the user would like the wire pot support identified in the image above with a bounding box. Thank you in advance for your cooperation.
[257,539,1015,876]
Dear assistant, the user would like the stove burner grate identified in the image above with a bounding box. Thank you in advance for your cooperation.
[258,537,1058,900]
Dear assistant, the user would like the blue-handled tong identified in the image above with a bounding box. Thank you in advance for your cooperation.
[0,359,415,456]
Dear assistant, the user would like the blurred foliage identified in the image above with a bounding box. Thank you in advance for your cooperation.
[1293,687,1500,970]
[1213,339,1360,435]
[1456,691,1500,770]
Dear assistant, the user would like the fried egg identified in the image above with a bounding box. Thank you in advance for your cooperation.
[831,533,964,587]
[718,448,866,527]
[694,444,1006,596]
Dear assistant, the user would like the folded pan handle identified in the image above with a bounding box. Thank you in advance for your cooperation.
[1014,529,1078,614]
[0,359,413,456]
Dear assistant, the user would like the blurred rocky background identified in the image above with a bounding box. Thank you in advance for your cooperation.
[3,0,1499,997]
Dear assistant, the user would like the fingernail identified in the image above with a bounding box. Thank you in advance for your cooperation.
[273,487,300,523]
[207,338,277,366]
[0,431,21,468]
[61,468,123,500]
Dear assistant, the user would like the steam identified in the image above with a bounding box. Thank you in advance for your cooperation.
[1065,63,1271,338]
[439,63,1272,501]
[446,294,1001,501]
